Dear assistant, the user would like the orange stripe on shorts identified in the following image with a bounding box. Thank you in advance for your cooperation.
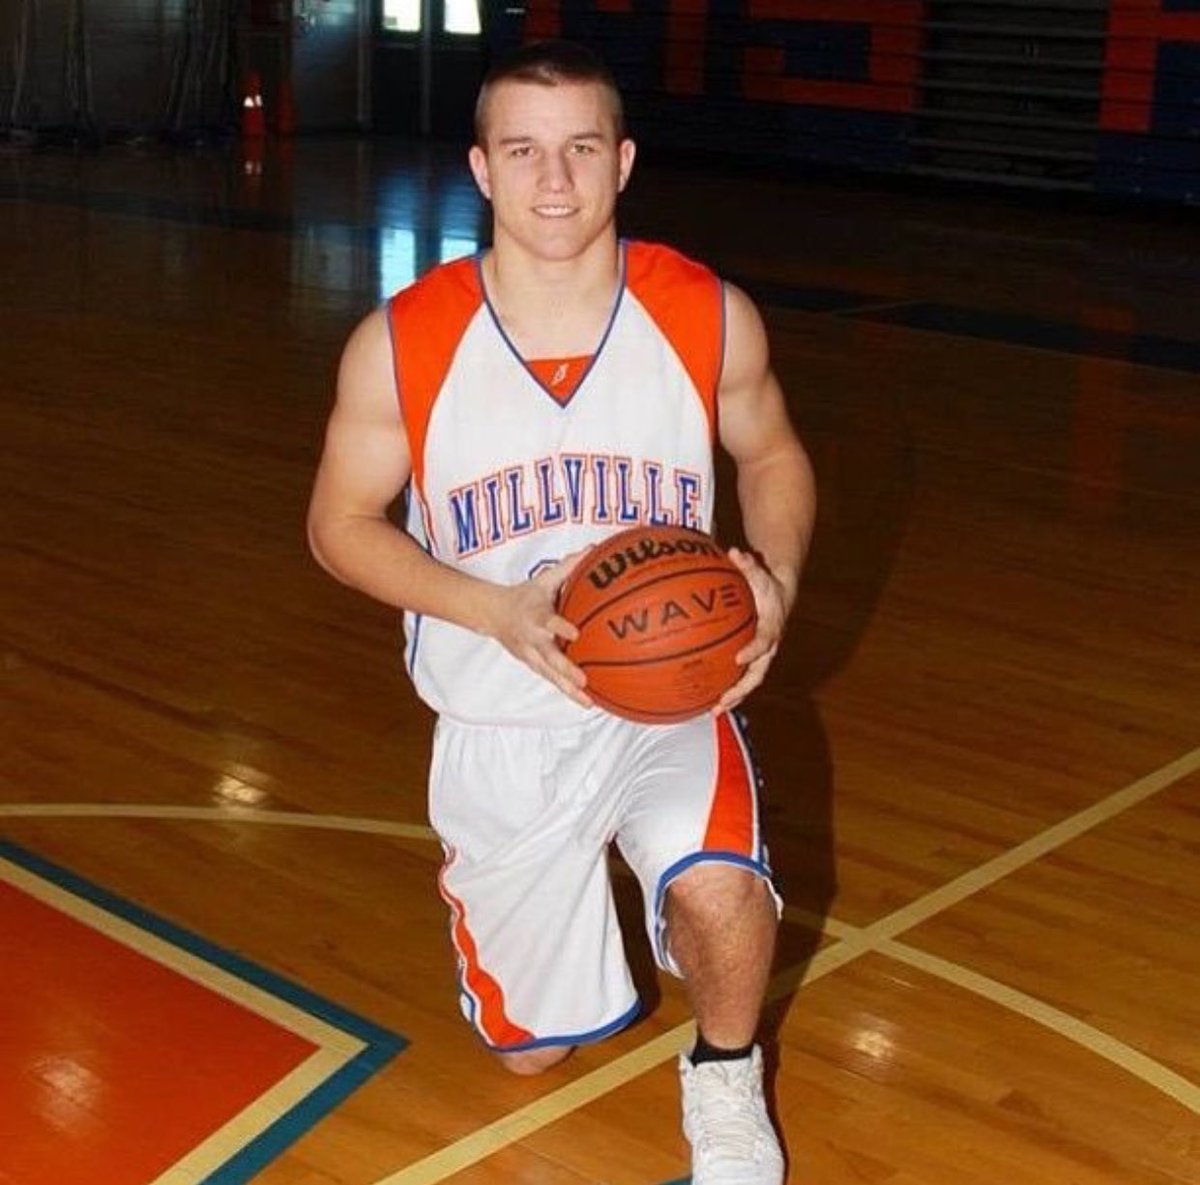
[703,714,757,857]
[437,857,534,1049]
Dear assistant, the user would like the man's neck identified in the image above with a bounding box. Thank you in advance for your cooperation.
[482,235,622,358]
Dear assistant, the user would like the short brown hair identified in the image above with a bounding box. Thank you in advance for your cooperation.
[474,40,626,145]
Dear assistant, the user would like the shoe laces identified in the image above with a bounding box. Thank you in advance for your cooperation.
[684,1058,769,1162]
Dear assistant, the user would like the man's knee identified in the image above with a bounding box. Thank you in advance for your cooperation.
[667,862,777,923]
[494,1044,574,1076]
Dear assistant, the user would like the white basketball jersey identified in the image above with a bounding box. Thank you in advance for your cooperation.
[387,240,725,725]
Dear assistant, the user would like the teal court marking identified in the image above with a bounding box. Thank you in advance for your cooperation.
[0,838,406,1185]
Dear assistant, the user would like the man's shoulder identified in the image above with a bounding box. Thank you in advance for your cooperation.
[623,241,725,405]
[623,241,724,331]
[388,255,483,322]
[624,240,721,292]
[385,256,487,409]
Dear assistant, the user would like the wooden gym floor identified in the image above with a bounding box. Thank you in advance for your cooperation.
[1,136,1198,1185]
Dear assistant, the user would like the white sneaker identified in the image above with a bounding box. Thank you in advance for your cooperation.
[679,1046,785,1184]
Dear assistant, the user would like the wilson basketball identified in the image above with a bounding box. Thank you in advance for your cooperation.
[557,525,758,723]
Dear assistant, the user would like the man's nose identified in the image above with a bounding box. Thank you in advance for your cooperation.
[538,150,572,190]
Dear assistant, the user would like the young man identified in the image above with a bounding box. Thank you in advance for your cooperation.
[308,40,815,1185]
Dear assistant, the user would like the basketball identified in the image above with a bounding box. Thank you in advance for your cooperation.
[557,525,758,723]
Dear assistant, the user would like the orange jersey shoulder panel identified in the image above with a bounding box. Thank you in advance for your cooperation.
[387,258,484,492]
[624,241,724,438]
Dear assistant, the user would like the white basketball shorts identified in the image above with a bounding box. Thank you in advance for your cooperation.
[428,709,780,1053]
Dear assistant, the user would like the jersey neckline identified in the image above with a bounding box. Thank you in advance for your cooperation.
[473,241,628,412]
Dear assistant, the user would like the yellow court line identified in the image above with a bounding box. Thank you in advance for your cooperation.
[0,854,366,1054]
[881,939,1200,1114]
[371,1029,696,1185]
[370,745,1200,1184]
[154,1046,358,1185]
[781,905,858,942]
[0,801,438,842]
[778,919,1200,1114]
[851,746,1200,946]
[2,746,1197,1180]
[368,934,908,1185]
[1,853,371,1185]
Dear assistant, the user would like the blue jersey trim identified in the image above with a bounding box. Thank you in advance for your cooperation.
[475,243,628,411]
[715,278,729,433]
[402,484,436,675]
[475,997,643,1054]
[651,851,776,972]
[725,710,768,867]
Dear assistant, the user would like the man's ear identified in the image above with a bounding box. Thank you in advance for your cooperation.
[468,144,492,200]
[617,138,637,193]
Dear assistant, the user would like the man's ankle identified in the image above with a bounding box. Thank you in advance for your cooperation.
[689,1032,756,1065]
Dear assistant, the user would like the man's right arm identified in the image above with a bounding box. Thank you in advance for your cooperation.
[307,307,492,622]
[306,307,589,704]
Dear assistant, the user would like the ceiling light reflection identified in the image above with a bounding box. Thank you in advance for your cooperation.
[211,775,268,808]
[851,1027,896,1062]
[35,1056,102,1132]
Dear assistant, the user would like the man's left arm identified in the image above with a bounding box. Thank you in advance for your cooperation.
[714,282,816,711]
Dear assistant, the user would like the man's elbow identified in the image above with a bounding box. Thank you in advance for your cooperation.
[306,505,343,580]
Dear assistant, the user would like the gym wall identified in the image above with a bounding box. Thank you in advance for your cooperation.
[489,1,1200,206]
[4,2,1196,207]
[2,0,239,140]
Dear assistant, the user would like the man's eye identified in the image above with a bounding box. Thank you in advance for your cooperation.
[572,142,596,154]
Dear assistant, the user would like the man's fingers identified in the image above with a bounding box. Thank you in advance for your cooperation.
[726,545,754,571]
[735,635,774,667]
[715,646,774,713]
[536,549,589,591]
[556,547,588,575]
[527,632,590,702]
[549,612,580,644]
[713,666,760,714]
[542,653,592,705]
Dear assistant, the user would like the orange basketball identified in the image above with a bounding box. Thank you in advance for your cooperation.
[557,525,758,723]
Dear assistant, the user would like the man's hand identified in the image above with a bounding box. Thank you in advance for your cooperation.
[483,553,593,708]
[712,547,793,714]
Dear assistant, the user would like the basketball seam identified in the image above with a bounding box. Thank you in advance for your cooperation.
[577,615,756,671]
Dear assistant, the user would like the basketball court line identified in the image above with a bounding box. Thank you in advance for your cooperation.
[0,841,406,1185]
[2,743,1196,1184]
[366,744,1200,1185]
[780,915,1200,1109]
[0,801,439,842]
[1,849,368,1056]
[785,744,1200,955]
[879,939,1200,1112]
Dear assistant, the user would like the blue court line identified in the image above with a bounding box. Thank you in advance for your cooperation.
[0,838,406,1185]
[5,179,1200,376]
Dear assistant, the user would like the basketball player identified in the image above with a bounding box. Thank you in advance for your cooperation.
[308,40,815,1185]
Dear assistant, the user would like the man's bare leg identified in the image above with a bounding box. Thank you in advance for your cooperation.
[666,862,777,1044]
[495,1045,574,1075]
[666,862,784,1185]
[492,864,773,1070]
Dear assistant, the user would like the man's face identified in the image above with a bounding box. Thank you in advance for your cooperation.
[469,80,636,265]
